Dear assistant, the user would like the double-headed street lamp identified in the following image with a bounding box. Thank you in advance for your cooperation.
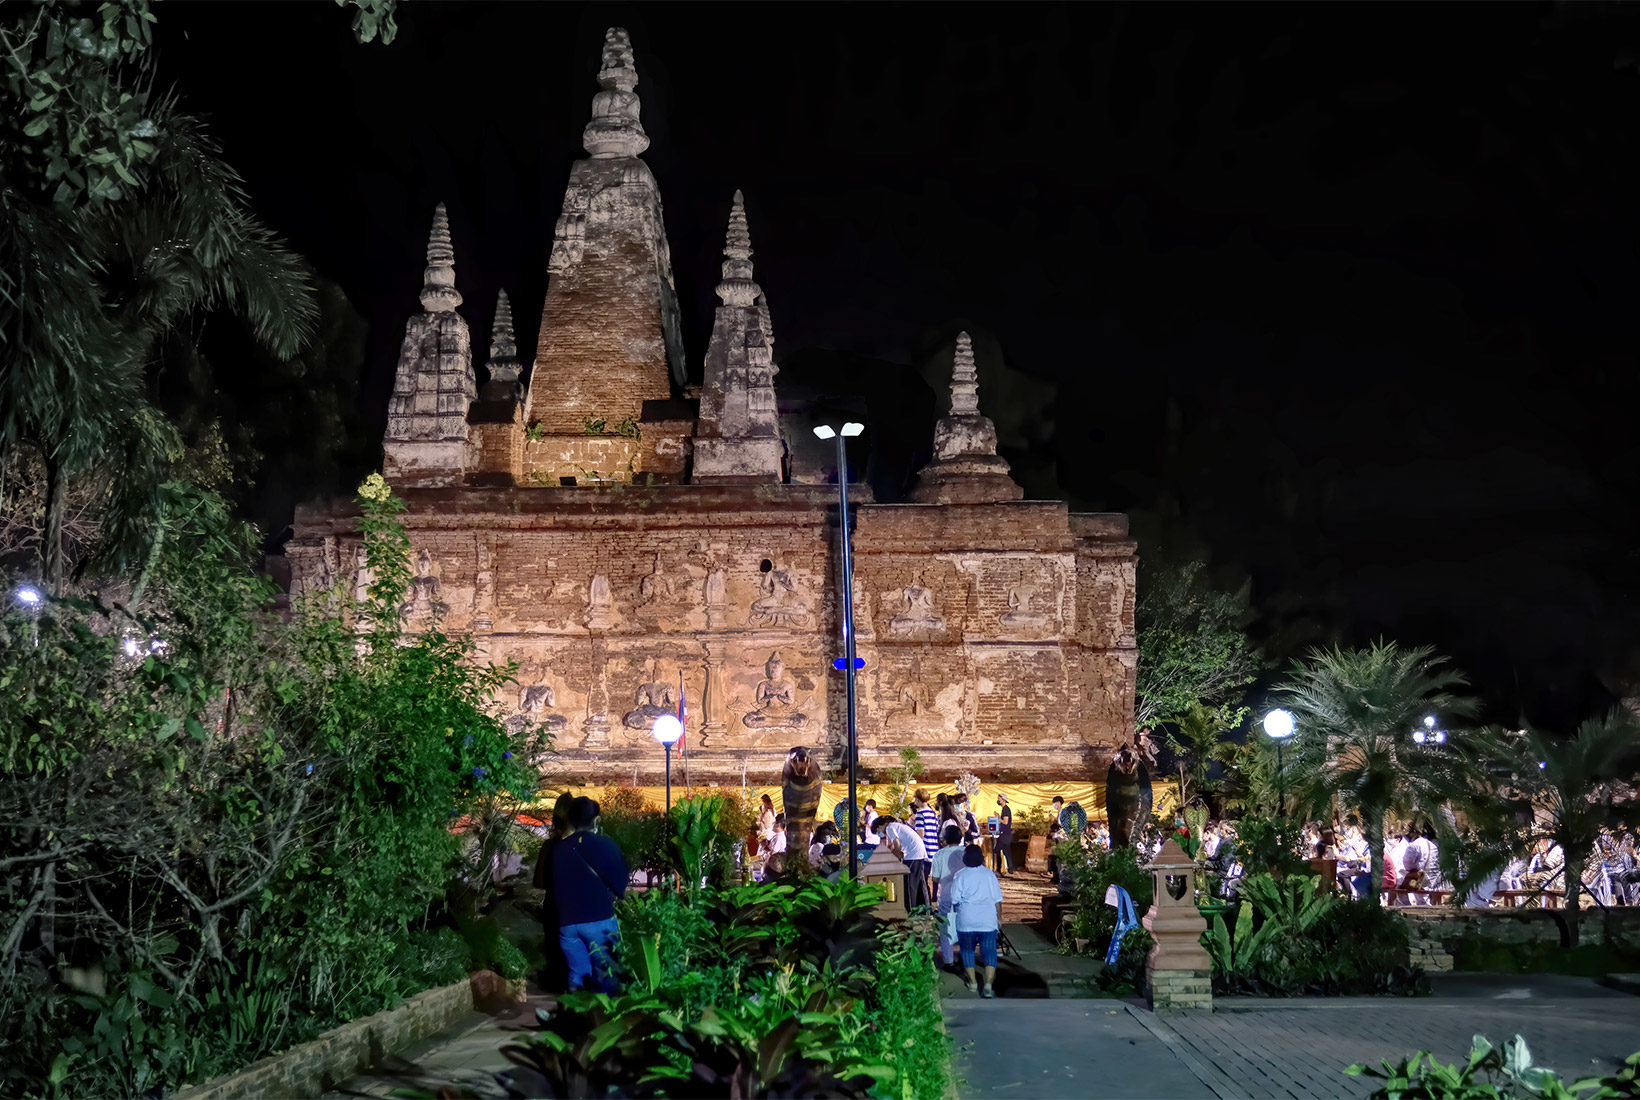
[652,713,682,813]
[1263,708,1295,818]
[814,421,864,880]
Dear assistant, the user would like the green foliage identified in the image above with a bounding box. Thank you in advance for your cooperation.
[613,416,641,440]
[1347,1035,1640,1100]
[668,794,729,889]
[523,421,546,442]
[1099,926,1155,996]
[483,877,947,1100]
[1162,702,1244,812]
[600,807,669,876]
[335,0,398,45]
[1231,814,1312,878]
[1054,841,1154,956]
[0,477,538,1097]
[1136,558,1262,729]
[582,417,608,434]
[1200,873,1426,996]
[883,746,924,819]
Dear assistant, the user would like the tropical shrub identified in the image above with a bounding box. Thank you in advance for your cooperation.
[1347,1035,1640,1099]
[1055,840,1153,956]
[0,477,536,1097]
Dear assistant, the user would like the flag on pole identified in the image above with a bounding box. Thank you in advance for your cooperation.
[677,671,686,759]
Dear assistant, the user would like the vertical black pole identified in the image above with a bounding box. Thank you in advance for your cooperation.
[1276,740,1285,819]
[665,743,673,814]
[838,433,860,881]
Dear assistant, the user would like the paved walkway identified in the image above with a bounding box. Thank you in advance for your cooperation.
[948,972,1640,1099]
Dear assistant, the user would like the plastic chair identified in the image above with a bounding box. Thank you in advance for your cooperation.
[1104,884,1138,965]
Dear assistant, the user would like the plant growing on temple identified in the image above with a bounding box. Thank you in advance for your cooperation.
[1135,557,1262,730]
[1273,640,1478,906]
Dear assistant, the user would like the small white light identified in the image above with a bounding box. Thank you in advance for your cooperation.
[15,586,43,606]
[124,638,141,657]
[1423,715,1436,729]
[652,713,682,746]
[1413,730,1426,744]
[150,638,168,654]
[840,422,865,437]
[1433,730,1446,744]
[812,425,836,440]
[1262,709,1295,740]
[1537,761,1546,770]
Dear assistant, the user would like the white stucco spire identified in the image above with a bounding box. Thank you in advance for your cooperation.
[487,289,520,383]
[419,203,462,313]
[581,28,650,159]
[948,331,980,416]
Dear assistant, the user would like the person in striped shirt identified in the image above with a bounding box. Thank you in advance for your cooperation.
[912,790,943,903]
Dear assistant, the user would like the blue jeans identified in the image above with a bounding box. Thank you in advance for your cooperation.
[959,929,998,969]
[559,917,620,994]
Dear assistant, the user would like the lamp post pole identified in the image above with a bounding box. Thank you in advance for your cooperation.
[1263,708,1295,822]
[652,714,683,815]
[815,422,864,880]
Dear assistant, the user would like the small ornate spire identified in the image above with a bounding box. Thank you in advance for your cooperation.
[487,289,520,383]
[715,190,757,307]
[948,331,980,416]
[420,203,461,313]
[582,28,650,159]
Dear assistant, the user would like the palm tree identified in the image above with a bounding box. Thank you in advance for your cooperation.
[1485,713,1640,926]
[1273,640,1479,906]
[0,104,315,590]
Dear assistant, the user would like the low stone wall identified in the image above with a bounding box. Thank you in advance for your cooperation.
[1401,907,1640,972]
[173,973,502,1100]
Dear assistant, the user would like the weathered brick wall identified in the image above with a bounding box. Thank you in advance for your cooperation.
[1401,907,1640,972]
[289,486,1135,783]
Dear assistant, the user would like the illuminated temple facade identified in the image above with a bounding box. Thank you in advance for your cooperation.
[287,29,1136,785]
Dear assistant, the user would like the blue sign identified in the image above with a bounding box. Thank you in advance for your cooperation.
[831,657,866,671]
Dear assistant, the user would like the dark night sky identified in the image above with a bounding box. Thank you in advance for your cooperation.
[154,3,1640,726]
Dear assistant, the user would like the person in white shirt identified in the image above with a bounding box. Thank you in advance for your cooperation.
[769,814,787,855]
[930,824,966,967]
[861,799,880,845]
[949,845,1004,997]
[879,815,931,909]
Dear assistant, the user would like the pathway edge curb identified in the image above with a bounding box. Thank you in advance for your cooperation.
[1125,1003,1249,1100]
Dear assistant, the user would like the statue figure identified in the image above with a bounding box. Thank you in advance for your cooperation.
[622,680,678,730]
[743,651,808,732]
[351,544,373,603]
[1104,728,1154,850]
[639,553,674,602]
[583,573,615,629]
[401,549,449,619]
[781,746,822,855]
[511,682,569,737]
[999,584,1051,631]
[889,582,946,635]
[749,563,811,627]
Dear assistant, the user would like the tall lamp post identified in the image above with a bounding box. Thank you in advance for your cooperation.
[652,713,683,813]
[814,421,865,879]
[1262,708,1295,818]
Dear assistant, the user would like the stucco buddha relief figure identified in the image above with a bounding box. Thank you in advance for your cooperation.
[623,680,678,730]
[510,682,569,738]
[749,561,811,628]
[401,549,449,621]
[1000,584,1051,632]
[743,651,809,733]
[889,580,946,636]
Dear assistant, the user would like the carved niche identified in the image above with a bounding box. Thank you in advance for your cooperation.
[889,580,946,636]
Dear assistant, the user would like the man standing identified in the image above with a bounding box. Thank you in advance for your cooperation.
[1046,795,1066,883]
[878,814,931,910]
[992,794,1014,875]
[551,797,628,994]
[950,844,1004,997]
[861,798,881,844]
[912,791,942,899]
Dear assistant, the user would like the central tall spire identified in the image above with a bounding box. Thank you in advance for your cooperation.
[521,27,686,480]
[691,191,786,483]
[581,28,649,160]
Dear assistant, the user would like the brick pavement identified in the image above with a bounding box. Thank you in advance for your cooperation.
[1128,980,1639,1100]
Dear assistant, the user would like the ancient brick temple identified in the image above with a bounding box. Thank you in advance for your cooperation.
[288,29,1136,785]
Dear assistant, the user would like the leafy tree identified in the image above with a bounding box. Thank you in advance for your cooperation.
[0,2,316,591]
[1274,640,1478,906]
[1161,701,1242,811]
[1135,558,1261,730]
